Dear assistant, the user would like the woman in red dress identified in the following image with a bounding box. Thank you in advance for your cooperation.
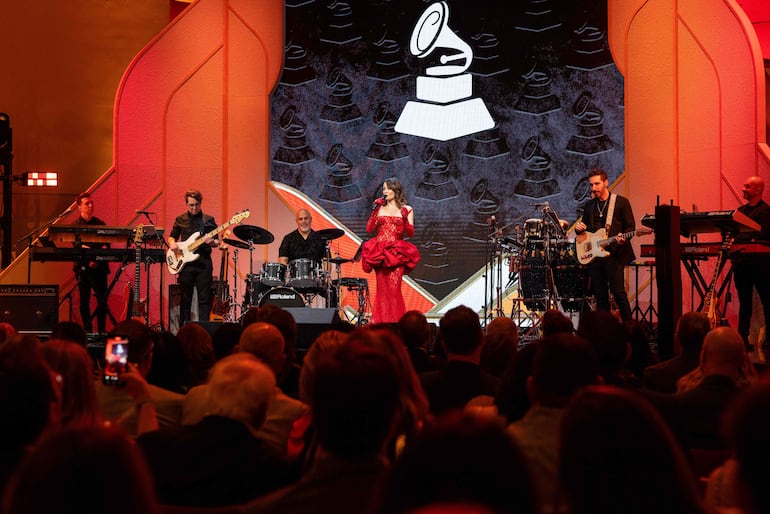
[361,178,421,323]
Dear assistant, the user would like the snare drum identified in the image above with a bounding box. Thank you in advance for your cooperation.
[288,258,320,288]
[260,262,287,287]
[524,218,543,239]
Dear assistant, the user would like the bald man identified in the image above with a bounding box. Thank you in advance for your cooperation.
[733,176,770,350]
[278,209,326,267]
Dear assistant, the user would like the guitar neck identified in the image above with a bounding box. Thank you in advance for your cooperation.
[188,221,231,252]
[600,230,638,247]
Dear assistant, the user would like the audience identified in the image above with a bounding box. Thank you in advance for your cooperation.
[480,316,518,378]
[145,330,187,394]
[211,321,243,360]
[0,337,60,494]
[3,425,161,514]
[50,321,89,347]
[558,385,707,514]
[243,329,401,514]
[577,310,640,388]
[381,414,537,514]
[41,339,102,428]
[643,311,710,393]
[398,310,442,373]
[494,341,539,423]
[138,353,291,506]
[176,322,216,391]
[182,322,308,456]
[507,333,599,512]
[95,319,184,436]
[419,306,500,415]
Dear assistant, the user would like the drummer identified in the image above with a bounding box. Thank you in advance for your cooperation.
[278,209,326,269]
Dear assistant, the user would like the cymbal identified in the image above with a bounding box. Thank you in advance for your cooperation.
[316,228,344,241]
[328,256,352,264]
[222,238,251,250]
[233,225,274,245]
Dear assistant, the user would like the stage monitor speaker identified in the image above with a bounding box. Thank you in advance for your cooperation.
[184,320,224,338]
[284,307,339,350]
[0,284,58,333]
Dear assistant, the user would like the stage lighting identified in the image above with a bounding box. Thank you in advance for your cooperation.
[20,171,58,187]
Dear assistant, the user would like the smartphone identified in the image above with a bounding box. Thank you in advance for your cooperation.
[102,336,129,386]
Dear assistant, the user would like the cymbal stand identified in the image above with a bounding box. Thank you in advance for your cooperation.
[230,248,241,320]
[483,218,505,325]
[541,204,565,312]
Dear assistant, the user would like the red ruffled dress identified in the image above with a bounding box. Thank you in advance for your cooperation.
[360,206,421,323]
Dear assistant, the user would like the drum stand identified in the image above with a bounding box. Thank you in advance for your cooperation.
[229,247,241,320]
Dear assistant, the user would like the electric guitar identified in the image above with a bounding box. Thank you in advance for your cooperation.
[702,237,732,328]
[166,209,250,275]
[576,226,653,265]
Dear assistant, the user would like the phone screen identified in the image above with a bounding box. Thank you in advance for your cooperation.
[102,336,129,386]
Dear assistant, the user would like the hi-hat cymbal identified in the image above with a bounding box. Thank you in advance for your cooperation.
[328,256,352,264]
[232,225,275,245]
[317,228,344,241]
[222,238,251,250]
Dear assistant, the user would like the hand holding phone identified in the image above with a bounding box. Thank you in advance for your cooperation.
[102,336,129,386]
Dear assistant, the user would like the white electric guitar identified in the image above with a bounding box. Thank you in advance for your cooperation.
[166,209,250,275]
[575,226,653,265]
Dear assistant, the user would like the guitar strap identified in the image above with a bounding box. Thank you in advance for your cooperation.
[605,194,617,232]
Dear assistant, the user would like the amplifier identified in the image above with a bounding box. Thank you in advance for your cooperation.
[0,284,59,333]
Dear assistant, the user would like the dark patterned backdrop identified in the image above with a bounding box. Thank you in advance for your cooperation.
[269,0,624,302]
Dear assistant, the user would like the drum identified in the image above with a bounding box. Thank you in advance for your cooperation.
[260,262,287,287]
[524,218,543,239]
[258,286,307,308]
[519,239,547,310]
[244,273,265,306]
[288,258,320,288]
[552,240,585,311]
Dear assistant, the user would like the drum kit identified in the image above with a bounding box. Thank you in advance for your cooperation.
[490,202,587,320]
[217,225,367,321]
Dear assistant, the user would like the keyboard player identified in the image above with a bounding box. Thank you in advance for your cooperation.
[74,192,110,334]
[733,176,770,350]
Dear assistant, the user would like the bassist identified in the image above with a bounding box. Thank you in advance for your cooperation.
[574,168,636,321]
[167,189,219,326]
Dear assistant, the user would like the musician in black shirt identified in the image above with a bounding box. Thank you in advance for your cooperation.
[168,190,218,325]
[733,176,770,349]
[278,209,326,266]
[574,168,636,321]
[74,192,110,333]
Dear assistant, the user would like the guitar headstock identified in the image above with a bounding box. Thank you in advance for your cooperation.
[134,225,144,244]
[230,209,250,225]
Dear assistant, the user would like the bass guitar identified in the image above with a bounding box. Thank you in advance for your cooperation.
[166,209,250,275]
[576,226,653,265]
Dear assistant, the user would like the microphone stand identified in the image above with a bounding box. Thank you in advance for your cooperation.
[18,206,75,284]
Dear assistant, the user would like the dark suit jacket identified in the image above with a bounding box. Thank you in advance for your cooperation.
[581,194,636,265]
[643,352,700,393]
[137,415,292,506]
[419,360,500,415]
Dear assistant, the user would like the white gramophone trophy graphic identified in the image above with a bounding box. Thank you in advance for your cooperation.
[395,1,495,141]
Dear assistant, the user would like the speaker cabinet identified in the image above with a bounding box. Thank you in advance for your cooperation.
[284,308,339,350]
[0,284,59,333]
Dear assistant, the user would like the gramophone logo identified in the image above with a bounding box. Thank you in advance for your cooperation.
[395,1,495,141]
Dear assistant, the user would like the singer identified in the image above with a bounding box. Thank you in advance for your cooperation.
[360,178,420,323]
[574,168,636,321]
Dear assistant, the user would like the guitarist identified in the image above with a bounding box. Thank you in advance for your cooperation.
[574,168,636,321]
[167,189,219,326]
[732,175,770,351]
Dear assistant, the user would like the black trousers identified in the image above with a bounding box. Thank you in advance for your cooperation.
[178,258,213,324]
[77,267,109,333]
[587,257,632,321]
[733,257,770,347]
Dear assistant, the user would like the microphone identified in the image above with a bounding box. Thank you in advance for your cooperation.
[136,209,154,215]
[371,195,387,211]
